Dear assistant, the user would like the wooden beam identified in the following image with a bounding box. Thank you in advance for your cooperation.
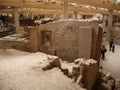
[0,8,120,16]
[0,1,62,10]
[67,0,120,11]
[0,0,120,15]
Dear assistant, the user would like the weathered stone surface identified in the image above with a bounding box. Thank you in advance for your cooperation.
[80,59,98,90]
[36,20,101,62]
[72,66,81,82]
[0,39,30,52]
[79,27,93,58]
[95,69,118,90]
[42,64,52,71]
[74,58,84,65]
[61,68,69,76]
[107,79,115,87]
[97,83,112,90]
[29,28,38,52]
[48,56,61,68]
[105,73,112,80]
[115,79,120,90]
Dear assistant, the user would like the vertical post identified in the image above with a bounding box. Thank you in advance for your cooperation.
[74,11,78,19]
[103,15,106,27]
[13,8,20,33]
[63,1,68,19]
[46,0,49,4]
[117,16,119,23]
[29,27,38,52]
[108,9,113,40]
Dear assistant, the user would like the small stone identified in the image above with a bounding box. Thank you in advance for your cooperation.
[107,79,115,87]
[42,64,52,71]
[48,56,61,68]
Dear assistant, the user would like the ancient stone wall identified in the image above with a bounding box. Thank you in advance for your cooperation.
[111,27,120,45]
[0,40,30,51]
[0,34,31,52]
[42,56,99,90]
[30,20,102,62]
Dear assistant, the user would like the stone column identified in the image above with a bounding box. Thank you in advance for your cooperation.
[108,9,113,39]
[13,8,20,33]
[63,1,68,19]
[29,27,38,52]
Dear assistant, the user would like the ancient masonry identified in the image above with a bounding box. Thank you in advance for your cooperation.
[30,20,102,64]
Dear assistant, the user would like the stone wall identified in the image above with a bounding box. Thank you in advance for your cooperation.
[111,27,120,45]
[0,34,31,52]
[30,20,102,63]
[0,40,30,51]
[42,56,99,90]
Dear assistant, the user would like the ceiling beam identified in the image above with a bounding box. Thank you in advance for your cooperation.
[67,0,120,11]
[0,0,120,15]
[0,8,120,16]
[0,1,62,10]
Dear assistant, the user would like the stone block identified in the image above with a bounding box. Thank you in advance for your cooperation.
[61,68,69,76]
[79,27,93,58]
[107,79,115,87]
[48,56,61,68]
[29,27,38,52]
[97,83,112,90]
[80,59,98,90]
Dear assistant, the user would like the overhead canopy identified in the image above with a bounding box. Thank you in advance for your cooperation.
[0,0,120,15]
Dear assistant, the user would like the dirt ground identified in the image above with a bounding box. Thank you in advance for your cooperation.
[0,49,84,90]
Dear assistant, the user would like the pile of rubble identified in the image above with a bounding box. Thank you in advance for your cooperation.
[42,56,98,90]
[41,55,120,90]
[95,69,120,90]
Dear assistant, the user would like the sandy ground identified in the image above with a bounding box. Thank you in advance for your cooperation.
[101,44,120,78]
[0,49,84,90]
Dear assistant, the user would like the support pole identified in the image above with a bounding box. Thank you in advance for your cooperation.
[13,8,20,33]
[63,1,68,19]
[108,9,113,40]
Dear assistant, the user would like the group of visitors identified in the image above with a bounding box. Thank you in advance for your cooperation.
[101,38,115,60]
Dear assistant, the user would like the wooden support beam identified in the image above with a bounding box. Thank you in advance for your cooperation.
[0,0,120,15]
[67,0,120,11]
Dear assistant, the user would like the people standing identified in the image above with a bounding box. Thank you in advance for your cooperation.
[101,45,107,60]
[109,38,114,51]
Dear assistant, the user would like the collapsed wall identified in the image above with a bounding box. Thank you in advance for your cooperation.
[30,19,102,63]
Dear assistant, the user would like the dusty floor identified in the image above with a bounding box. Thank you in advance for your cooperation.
[0,49,84,90]
[101,44,120,78]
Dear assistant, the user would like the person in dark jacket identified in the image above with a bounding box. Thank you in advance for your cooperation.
[109,38,114,51]
[101,45,107,60]
[112,44,115,53]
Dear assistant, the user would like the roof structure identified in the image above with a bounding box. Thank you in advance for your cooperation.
[0,0,120,15]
